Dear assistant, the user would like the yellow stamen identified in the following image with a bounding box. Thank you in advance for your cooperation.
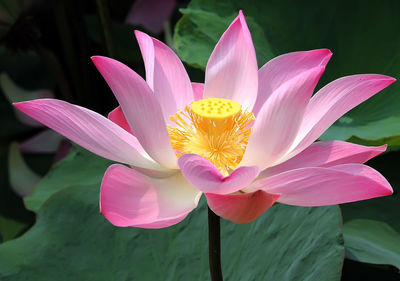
[168,98,255,176]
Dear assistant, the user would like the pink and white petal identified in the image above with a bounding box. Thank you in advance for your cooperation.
[203,11,258,110]
[192,82,204,101]
[206,191,279,224]
[241,66,325,170]
[252,49,332,116]
[107,107,152,160]
[261,141,387,177]
[178,154,260,194]
[92,56,177,169]
[135,30,193,119]
[253,164,393,206]
[287,74,396,160]
[14,99,166,171]
[100,164,201,228]
[19,129,64,154]
[108,106,133,134]
[130,213,189,229]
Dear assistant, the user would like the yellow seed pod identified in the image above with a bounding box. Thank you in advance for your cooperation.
[191,98,241,120]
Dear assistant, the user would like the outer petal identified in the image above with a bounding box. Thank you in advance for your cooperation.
[206,191,279,224]
[203,11,258,110]
[100,164,201,228]
[241,66,325,170]
[92,56,177,169]
[178,154,260,194]
[14,99,166,171]
[135,30,194,120]
[108,106,133,134]
[192,82,204,101]
[252,49,332,116]
[253,164,393,206]
[261,141,387,177]
[286,74,396,160]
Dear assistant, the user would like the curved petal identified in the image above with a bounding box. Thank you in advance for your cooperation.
[192,82,204,101]
[92,56,177,169]
[286,74,396,160]
[107,107,151,160]
[135,30,193,120]
[241,66,325,170]
[253,164,393,206]
[261,141,387,177]
[108,106,133,134]
[14,99,166,171]
[203,11,258,110]
[252,49,332,116]
[206,191,279,224]
[178,154,260,194]
[100,164,201,228]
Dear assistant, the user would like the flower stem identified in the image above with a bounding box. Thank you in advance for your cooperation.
[208,207,223,281]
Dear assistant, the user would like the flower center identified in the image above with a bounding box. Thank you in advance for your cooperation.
[168,98,255,176]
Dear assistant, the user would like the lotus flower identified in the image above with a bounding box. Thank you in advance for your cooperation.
[14,11,395,227]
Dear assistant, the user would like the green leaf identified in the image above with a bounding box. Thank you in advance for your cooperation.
[1,150,344,281]
[0,215,27,243]
[344,219,400,269]
[23,147,113,212]
[174,0,400,147]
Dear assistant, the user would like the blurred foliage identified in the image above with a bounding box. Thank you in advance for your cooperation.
[0,0,399,280]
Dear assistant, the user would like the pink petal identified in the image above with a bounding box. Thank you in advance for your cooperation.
[92,56,177,169]
[14,99,166,171]
[206,191,279,224]
[253,164,393,206]
[135,30,193,120]
[107,106,152,159]
[108,106,133,134]
[192,82,204,101]
[261,141,387,177]
[19,129,64,154]
[252,49,332,116]
[203,11,258,110]
[100,164,201,228]
[241,66,325,170]
[125,0,176,34]
[287,74,396,160]
[178,154,260,194]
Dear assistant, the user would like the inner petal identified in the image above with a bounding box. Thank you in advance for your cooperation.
[168,98,255,176]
